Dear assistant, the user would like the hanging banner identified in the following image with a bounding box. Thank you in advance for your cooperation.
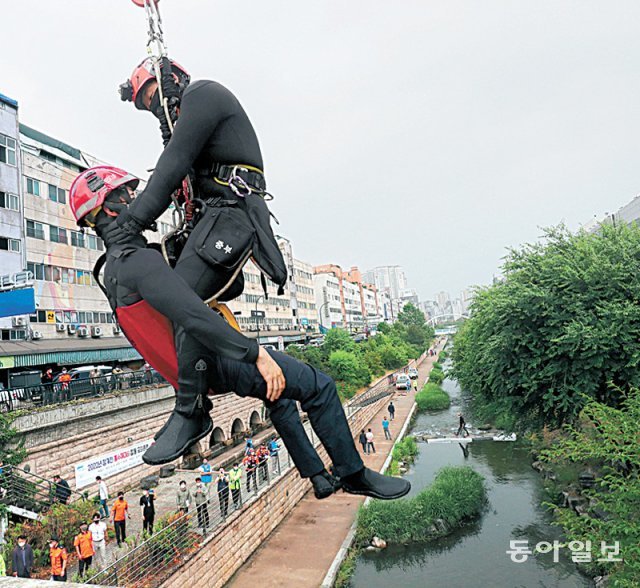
[74,438,153,488]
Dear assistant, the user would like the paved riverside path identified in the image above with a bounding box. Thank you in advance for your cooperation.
[228,342,444,588]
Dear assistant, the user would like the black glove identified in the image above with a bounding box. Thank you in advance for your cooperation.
[100,212,146,247]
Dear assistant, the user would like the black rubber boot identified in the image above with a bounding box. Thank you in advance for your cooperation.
[153,394,213,441]
[143,357,212,466]
[311,469,342,500]
[341,467,411,500]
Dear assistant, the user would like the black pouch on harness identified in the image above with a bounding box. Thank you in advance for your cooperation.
[240,193,288,295]
[194,205,255,299]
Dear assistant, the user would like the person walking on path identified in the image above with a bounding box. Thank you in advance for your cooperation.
[193,477,210,530]
[358,430,368,454]
[229,464,243,510]
[365,429,376,454]
[140,489,155,535]
[243,451,259,494]
[96,476,109,518]
[388,401,396,421]
[456,413,470,438]
[11,536,34,578]
[73,524,94,578]
[413,379,418,393]
[52,475,71,505]
[382,417,392,440]
[88,513,107,569]
[48,536,68,582]
[111,492,130,547]
[176,480,191,514]
[216,468,230,518]
[199,458,213,486]
[268,435,280,474]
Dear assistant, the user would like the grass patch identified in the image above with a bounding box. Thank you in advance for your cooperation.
[335,547,358,588]
[356,466,486,545]
[416,383,451,412]
[387,436,419,477]
[428,369,444,385]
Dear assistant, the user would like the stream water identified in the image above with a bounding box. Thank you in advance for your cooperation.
[350,371,592,588]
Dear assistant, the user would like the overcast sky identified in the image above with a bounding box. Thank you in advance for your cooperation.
[4,1,640,300]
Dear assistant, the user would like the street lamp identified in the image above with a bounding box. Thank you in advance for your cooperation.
[318,301,329,332]
[254,295,265,344]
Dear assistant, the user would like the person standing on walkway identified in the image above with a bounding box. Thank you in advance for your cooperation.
[382,417,392,440]
[140,488,155,535]
[11,536,34,578]
[193,477,210,530]
[268,435,280,474]
[366,429,376,454]
[456,413,470,438]
[176,480,191,514]
[243,450,259,494]
[48,536,68,582]
[358,430,368,454]
[229,463,243,510]
[199,458,213,487]
[73,524,94,578]
[216,468,230,518]
[111,492,130,547]
[388,401,396,421]
[95,476,109,518]
[0,552,5,576]
[88,513,107,569]
[52,475,71,505]
[413,379,418,393]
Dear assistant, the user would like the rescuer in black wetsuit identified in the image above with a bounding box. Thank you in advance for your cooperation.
[77,174,410,501]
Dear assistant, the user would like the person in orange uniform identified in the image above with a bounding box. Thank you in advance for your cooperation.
[48,536,68,582]
[73,524,94,578]
[57,368,72,402]
[110,492,130,547]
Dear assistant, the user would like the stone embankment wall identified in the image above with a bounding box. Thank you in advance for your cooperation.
[13,386,264,493]
[161,392,391,588]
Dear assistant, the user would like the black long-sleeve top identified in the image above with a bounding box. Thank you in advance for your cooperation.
[128,80,263,227]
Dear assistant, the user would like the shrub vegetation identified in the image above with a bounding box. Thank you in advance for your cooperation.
[416,383,451,412]
[356,466,486,544]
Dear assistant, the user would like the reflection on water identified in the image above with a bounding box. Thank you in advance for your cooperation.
[350,371,592,588]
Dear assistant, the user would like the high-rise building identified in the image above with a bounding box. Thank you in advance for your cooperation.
[363,265,407,301]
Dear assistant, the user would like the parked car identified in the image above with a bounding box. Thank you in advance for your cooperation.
[395,374,411,390]
[408,367,419,380]
[54,365,113,397]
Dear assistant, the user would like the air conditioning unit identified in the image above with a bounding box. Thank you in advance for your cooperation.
[91,326,103,338]
[67,324,77,335]
[56,323,66,333]
[112,325,121,335]
[32,331,43,340]
[11,316,26,327]
[78,326,89,337]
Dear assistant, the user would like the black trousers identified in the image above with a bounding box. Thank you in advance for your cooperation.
[213,349,364,478]
[173,215,325,479]
[114,520,126,545]
[246,468,258,493]
[78,557,92,576]
[218,488,229,517]
[143,514,154,534]
[197,503,210,528]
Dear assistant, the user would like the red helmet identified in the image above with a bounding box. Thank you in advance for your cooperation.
[70,166,139,225]
[120,57,189,110]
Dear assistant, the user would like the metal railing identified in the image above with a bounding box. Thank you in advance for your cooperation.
[0,369,167,413]
[89,441,297,587]
[0,465,86,515]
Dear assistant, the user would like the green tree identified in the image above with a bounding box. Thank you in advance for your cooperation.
[328,350,371,388]
[452,224,640,429]
[0,413,26,466]
[323,328,356,354]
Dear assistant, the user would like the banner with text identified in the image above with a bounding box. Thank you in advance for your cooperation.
[74,439,153,489]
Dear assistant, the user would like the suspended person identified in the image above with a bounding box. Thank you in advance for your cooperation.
[69,168,410,502]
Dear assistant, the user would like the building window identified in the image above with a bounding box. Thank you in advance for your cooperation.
[26,220,45,240]
[49,225,68,244]
[0,237,20,252]
[10,329,27,341]
[0,191,19,211]
[25,177,40,196]
[71,231,85,248]
[27,262,46,280]
[48,184,67,204]
[0,134,17,166]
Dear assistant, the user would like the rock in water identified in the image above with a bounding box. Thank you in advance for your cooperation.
[371,536,387,549]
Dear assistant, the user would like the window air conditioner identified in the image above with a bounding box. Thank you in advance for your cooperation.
[56,323,66,332]
[67,324,77,334]
[91,326,103,338]
[77,326,89,337]
[12,317,26,327]
[32,330,43,340]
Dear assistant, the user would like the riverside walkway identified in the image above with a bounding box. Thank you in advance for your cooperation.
[228,341,444,588]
